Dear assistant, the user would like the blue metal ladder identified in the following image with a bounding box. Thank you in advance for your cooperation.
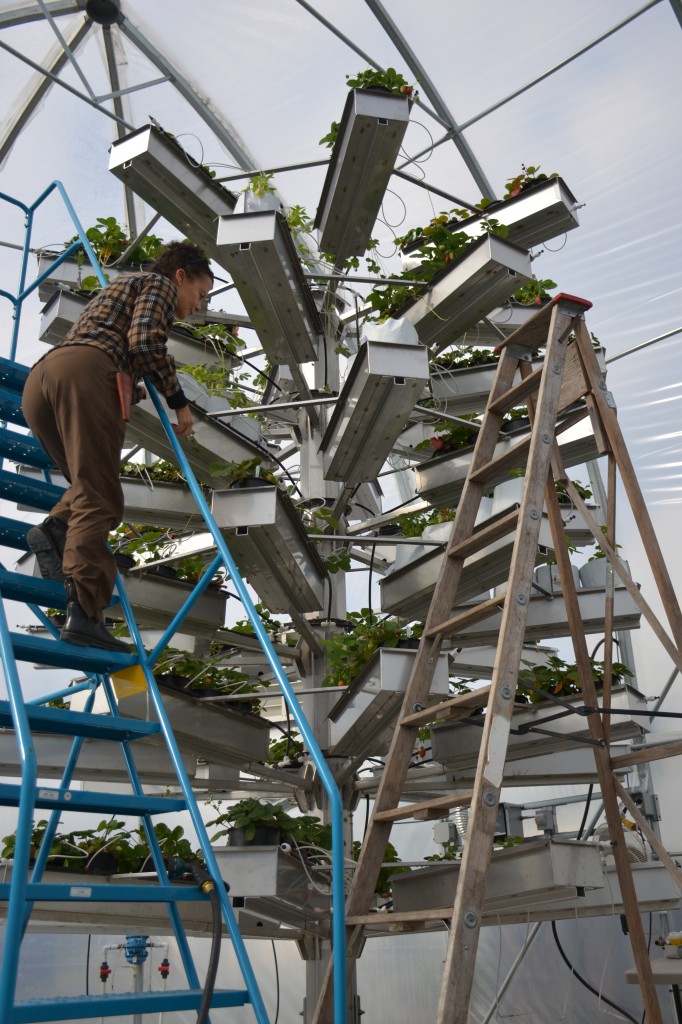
[0,185,348,1024]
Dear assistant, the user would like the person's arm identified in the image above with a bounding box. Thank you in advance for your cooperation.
[127,275,187,408]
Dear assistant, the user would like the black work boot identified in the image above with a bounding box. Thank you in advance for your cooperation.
[61,577,130,653]
[27,516,68,581]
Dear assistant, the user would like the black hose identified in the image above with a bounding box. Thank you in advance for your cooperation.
[191,864,222,1024]
[551,920,640,1024]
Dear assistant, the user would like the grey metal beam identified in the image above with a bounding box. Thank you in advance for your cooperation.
[0,0,82,28]
[117,16,258,172]
[36,0,96,99]
[459,0,665,132]
[667,0,682,28]
[0,35,133,131]
[0,16,93,167]
[102,23,139,236]
[363,0,496,198]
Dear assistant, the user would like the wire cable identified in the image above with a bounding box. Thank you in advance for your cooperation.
[551,920,640,1024]
[271,940,280,1024]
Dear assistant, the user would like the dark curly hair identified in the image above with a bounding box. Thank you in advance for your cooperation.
[150,241,214,283]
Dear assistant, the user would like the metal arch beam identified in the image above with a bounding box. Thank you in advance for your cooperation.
[117,17,258,172]
[668,0,682,27]
[102,23,139,237]
[363,0,497,199]
[0,15,93,168]
[0,0,83,28]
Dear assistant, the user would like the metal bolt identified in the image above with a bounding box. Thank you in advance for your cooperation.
[528,508,539,520]
[500,686,512,699]
[483,791,496,807]
[552,363,561,374]
[413,703,424,712]
[464,911,478,929]
[516,593,527,605]
[541,432,551,444]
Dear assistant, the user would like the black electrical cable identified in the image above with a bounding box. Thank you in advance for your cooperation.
[576,783,593,840]
[363,793,371,839]
[240,354,283,392]
[271,940,280,1024]
[85,933,91,995]
[550,920,640,1024]
[191,863,222,1024]
[367,543,376,624]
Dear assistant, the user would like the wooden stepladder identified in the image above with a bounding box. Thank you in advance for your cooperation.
[312,294,682,1024]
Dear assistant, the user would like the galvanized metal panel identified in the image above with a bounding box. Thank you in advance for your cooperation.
[106,573,226,637]
[316,88,411,258]
[458,177,580,249]
[215,211,322,365]
[400,234,532,353]
[430,683,647,771]
[212,485,326,613]
[321,339,430,483]
[108,124,237,258]
[328,647,449,757]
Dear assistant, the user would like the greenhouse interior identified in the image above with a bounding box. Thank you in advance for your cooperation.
[1,1,682,1022]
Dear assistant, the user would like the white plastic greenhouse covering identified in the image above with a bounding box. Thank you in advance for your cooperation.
[1,2,682,1022]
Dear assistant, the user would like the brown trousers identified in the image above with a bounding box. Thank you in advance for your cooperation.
[22,345,126,620]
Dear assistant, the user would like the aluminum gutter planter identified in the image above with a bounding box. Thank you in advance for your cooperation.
[328,647,449,758]
[39,288,239,369]
[106,572,227,637]
[399,234,532,354]
[430,683,648,771]
[215,211,322,366]
[211,484,326,613]
[108,124,237,259]
[118,682,270,766]
[315,88,411,260]
[320,338,430,484]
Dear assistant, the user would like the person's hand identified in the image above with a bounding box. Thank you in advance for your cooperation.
[172,405,194,438]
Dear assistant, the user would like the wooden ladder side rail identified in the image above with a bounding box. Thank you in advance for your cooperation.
[613,777,682,892]
[309,346,530,1024]
[602,452,618,745]
[541,446,664,1024]
[435,302,581,1024]
[573,319,682,652]
[564,478,682,676]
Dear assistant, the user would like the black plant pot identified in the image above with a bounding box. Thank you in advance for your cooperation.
[229,477,271,490]
[228,826,281,847]
[114,552,136,572]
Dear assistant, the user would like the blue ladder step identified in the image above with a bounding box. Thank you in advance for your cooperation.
[0,567,67,609]
[10,989,249,1023]
[0,698,157,741]
[0,426,53,470]
[0,355,31,395]
[0,469,64,512]
[0,882,212,904]
[0,386,28,427]
[0,516,30,551]
[0,782,186,816]
[9,632,134,672]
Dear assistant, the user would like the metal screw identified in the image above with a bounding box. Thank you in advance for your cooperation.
[483,791,496,807]
[464,912,478,929]
[500,686,512,699]
[516,593,527,605]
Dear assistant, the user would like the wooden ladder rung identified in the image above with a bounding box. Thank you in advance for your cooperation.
[448,508,520,560]
[374,790,473,823]
[401,684,492,728]
[488,365,543,416]
[469,435,532,487]
[425,594,505,640]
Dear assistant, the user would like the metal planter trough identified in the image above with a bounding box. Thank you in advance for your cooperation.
[118,680,270,767]
[320,338,430,484]
[215,211,322,366]
[107,571,227,638]
[416,413,600,507]
[315,87,411,260]
[33,254,131,303]
[391,837,602,916]
[211,484,326,613]
[428,355,542,415]
[430,682,648,771]
[436,584,641,647]
[328,647,449,758]
[454,177,580,250]
[400,234,532,354]
[126,393,266,491]
[39,289,239,370]
[108,124,237,258]
[379,511,547,620]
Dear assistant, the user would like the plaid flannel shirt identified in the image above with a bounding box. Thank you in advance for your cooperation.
[57,272,187,408]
